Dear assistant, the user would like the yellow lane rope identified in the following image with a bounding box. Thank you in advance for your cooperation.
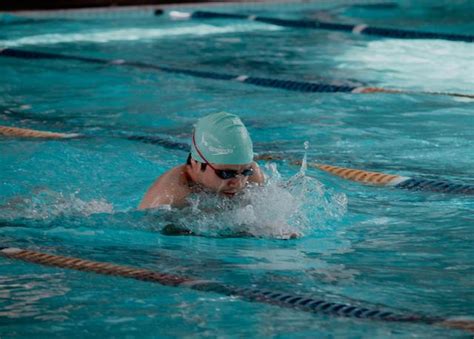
[255,154,407,186]
[0,248,189,286]
[0,125,80,139]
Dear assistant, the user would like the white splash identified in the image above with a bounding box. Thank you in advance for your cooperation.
[299,141,310,176]
[160,161,347,239]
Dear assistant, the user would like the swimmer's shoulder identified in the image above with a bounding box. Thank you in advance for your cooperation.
[138,165,192,210]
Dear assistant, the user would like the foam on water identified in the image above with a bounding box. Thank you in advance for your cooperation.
[0,23,282,48]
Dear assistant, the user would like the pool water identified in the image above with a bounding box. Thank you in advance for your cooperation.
[1,1,473,337]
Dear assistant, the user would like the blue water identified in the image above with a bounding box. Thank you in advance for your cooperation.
[1,1,473,337]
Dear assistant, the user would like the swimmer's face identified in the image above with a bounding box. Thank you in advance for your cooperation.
[195,162,254,197]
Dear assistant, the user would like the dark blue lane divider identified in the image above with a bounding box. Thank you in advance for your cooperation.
[127,135,190,151]
[194,283,441,324]
[394,178,474,194]
[0,48,356,93]
[2,48,473,99]
[0,47,108,63]
[189,10,474,43]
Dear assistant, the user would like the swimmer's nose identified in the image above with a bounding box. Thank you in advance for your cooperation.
[227,177,244,188]
[227,178,239,186]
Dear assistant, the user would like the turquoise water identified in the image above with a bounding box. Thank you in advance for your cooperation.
[1,1,474,337]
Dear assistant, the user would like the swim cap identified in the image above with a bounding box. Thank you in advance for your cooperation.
[191,112,254,165]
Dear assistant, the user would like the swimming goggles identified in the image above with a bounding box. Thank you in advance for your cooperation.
[192,131,254,180]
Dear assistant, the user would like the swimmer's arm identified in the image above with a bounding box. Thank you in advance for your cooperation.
[249,162,265,184]
[138,181,172,210]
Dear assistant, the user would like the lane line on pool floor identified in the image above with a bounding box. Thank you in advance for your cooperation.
[3,246,473,333]
[171,10,474,43]
[1,125,473,195]
[1,48,473,99]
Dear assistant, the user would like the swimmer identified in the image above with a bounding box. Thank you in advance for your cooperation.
[139,112,265,210]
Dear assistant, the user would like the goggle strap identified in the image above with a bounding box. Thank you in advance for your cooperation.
[192,130,217,171]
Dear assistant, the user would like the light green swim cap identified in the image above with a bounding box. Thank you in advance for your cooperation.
[191,112,254,165]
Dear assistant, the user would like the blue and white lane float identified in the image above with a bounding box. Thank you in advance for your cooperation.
[1,125,473,195]
[1,48,473,99]
[169,10,474,43]
[2,247,473,332]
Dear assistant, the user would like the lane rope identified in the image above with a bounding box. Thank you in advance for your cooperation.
[0,125,79,139]
[0,247,455,327]
[1,48,473,99]
[176,10,474,43]
[1,124,473,195]
[313,164,474,194]
[257,155,474,195]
